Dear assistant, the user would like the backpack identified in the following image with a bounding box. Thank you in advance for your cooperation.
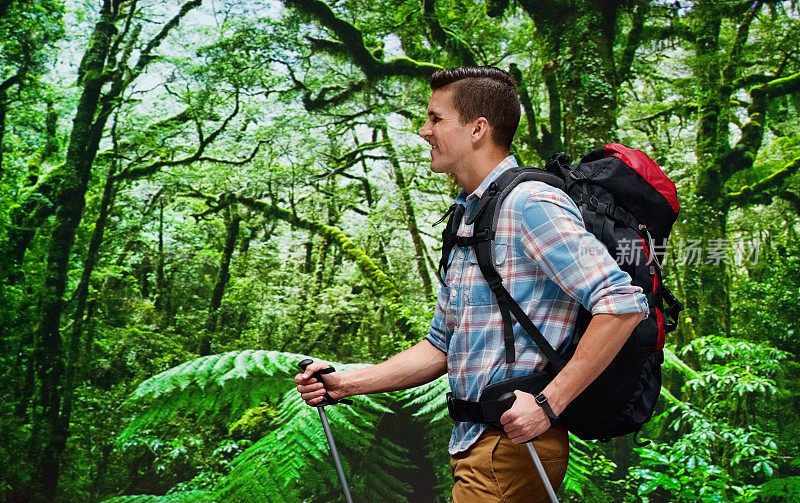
[438,143,683,442]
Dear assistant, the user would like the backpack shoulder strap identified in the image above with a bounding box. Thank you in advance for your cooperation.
[470,168,567,369]
[436,203,465,285]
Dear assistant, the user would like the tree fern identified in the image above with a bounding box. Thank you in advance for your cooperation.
[119,351,419,502]
[121,351,618,502]
[217,384,413,502]
[119,350,312,442]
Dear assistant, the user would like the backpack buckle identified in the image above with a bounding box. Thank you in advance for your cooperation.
[569,170,587,181]
[473,229,495,242]
[486,276,505,295]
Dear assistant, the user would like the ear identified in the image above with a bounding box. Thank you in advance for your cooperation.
[471,117,491,144]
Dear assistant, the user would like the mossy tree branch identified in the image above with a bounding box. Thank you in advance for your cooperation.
[723,156,800,209]
[115,91,244,181]
[721,71,800,179]
[421,0,477,66]
[284,0,441,80]
[304,80,366,111]
[617,1,648,83]
[235,195,413,338]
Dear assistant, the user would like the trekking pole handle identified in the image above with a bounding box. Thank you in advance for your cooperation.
[499,392,538,443]
[499,391,516,410]
[499,392,559,503]
[298,359,352,406]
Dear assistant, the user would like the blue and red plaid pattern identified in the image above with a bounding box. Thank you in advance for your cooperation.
[426,156,649,455]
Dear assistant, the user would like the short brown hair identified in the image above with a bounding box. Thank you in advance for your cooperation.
[430,66,521,149]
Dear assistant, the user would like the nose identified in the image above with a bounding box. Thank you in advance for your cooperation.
[419,120,431,140]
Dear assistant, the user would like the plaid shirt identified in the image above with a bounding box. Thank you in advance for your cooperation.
[426,155,649,455]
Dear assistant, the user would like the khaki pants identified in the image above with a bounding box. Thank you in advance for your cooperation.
[450,427,569,503]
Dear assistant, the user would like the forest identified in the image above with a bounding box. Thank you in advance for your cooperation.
[1,0,799,501]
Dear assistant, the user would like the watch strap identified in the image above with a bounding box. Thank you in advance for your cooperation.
[534,392,559,424]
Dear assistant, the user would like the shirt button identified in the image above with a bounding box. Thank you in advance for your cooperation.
[458,251,465,259]
[451,290,458,298]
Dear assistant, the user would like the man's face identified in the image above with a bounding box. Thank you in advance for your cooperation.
[419,87,474,177]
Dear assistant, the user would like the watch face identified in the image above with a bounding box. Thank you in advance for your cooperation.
[535,394,547,404]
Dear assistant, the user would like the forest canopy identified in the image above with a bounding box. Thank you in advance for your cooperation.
[1,0,799,502]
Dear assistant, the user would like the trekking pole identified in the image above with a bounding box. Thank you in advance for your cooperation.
[499,392,559,503]
[298,359,354,503]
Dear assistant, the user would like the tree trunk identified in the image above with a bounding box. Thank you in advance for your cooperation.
[517,0,621,157]
[154,198,166,311]
[60,168,117,441]
[0,85,6,179]
[379,126,432,298]
[683,2,729,340]
[200,208,241,355]
[30,2,117,498]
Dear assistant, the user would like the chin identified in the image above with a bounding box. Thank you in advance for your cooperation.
[429,161,452,175]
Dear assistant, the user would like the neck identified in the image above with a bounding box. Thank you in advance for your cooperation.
[460,149,511,194]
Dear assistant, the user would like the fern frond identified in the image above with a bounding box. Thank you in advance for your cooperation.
[218,385,411,502]
[561,434,613,500]
[100,490,219,503]
[397,375,449,421]
[119,352,446,502]
[119,351,349,442]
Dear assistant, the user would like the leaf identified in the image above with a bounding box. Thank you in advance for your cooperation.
[101,491,219,503]
[119,351,359,442]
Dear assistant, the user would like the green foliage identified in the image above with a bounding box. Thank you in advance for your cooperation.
[116,351,423,502]
[227,403,281,441]
[757,476,800,502]
[101,490,219,503]
[1,0,799,501]
[560,435,617,502]
[631,337,790,502]
[217,386,408,503]
[119,351,309,442]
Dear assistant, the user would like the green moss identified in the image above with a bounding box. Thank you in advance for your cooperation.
[228,403,281,441]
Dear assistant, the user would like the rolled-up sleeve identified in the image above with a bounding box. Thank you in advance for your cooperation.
[425,284,450,352]
[519,188,649,319]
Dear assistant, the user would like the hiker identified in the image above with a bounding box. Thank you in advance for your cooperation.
[295,66,649,502]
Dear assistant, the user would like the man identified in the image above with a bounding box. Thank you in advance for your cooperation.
[295,66,648,502]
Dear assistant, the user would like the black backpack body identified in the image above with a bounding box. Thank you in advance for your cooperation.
[439,144,683,442]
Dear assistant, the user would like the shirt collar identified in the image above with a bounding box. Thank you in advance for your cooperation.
[455,155,519,205]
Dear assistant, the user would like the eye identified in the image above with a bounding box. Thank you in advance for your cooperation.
[432,116,441,124]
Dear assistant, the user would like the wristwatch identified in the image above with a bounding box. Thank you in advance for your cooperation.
[534,392,559,425]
